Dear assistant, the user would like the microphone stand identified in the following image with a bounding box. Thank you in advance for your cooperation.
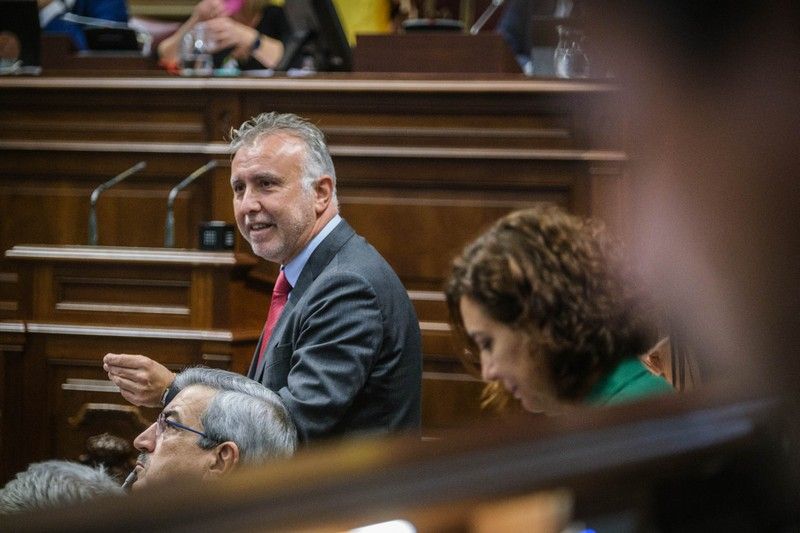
[164,161,217,248]
[88,161,147,246]
[469,0,505,35]
[61,12,131,30]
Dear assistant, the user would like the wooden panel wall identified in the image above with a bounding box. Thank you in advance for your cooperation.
[5,246,264,475]
[18,324,235,477]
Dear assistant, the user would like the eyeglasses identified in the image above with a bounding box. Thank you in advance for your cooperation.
[155,412,213,441]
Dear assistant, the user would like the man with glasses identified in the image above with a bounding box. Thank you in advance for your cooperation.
[129,367,296,491]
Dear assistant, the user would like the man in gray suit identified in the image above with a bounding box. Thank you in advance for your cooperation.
[104,112,422,442]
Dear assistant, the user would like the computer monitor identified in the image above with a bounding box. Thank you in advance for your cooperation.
[276,0,352,72]
[84,27,141,51]
[0,0,41,70]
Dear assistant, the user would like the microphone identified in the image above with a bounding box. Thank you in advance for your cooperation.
[121,467,137,491]
[88,161,147,246]
[469,0,505,35]
[164,161,218,248]
[61,12,132,30]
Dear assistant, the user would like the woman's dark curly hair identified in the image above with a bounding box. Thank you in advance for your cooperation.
[445,205,657,404]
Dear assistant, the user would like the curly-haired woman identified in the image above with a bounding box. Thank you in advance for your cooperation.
[445,205,673,415]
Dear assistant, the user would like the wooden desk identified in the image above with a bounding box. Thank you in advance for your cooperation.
[1,245,262,479]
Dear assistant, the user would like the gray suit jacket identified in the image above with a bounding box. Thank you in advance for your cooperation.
[247,219,422,442]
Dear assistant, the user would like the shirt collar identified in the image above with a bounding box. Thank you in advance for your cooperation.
[282,214,342,288]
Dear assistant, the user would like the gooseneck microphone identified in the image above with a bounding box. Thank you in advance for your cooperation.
[469,0,505,35]
[88,161,147,246]
[164,161,217,248]
[61,12,132,30]
[121,468,137,490]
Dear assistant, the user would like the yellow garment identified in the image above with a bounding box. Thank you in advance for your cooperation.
[332,0,392,45]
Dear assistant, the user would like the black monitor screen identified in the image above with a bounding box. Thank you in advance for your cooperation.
[277,0,352,72]
[0,0,41,68]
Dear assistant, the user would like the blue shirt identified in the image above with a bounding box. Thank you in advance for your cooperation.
[282,214,342,296]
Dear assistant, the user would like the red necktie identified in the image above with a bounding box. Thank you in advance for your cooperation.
[257,270,291,368]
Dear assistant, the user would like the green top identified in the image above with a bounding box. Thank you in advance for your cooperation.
[585,358,674,406]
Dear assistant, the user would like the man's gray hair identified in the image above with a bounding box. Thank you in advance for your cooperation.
[229,111,338,207]
[0,460,123,514]
[172,367,297,464]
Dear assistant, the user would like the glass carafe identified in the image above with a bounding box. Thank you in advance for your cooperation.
[553,25,590,79]
[180,23,214,76]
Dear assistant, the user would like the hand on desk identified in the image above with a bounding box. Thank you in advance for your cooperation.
[203,17,258,58]
[103,353,175,408]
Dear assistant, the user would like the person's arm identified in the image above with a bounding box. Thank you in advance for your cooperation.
[249,31,284,69]
[157,0,225,63]
[103,353,176,407]
[202,17,283,68]
[276,273,383,441]
[157,15,200,63]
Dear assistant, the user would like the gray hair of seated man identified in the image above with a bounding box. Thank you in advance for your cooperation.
[172,367,297,464]
[0,460,123,514]
[228,111,338,206]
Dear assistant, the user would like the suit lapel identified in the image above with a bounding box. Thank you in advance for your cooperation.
[249,218,357,382]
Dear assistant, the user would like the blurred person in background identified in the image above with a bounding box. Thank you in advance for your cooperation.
[39,0,129,50]
[157,0,290,71]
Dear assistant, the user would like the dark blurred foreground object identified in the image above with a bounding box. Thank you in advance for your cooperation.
[582,0,800,427]
[582,0,800,512]
[3,388,798,530]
